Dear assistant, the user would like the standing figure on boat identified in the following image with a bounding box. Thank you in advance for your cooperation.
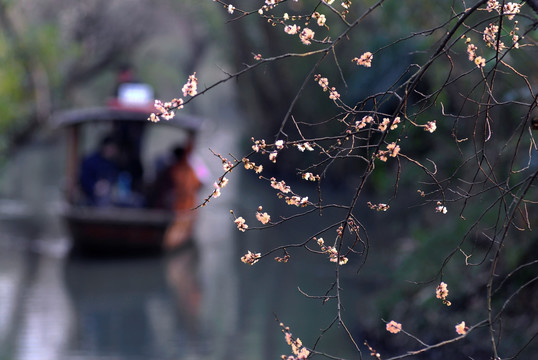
[150,141,202,249]
[79,135,120,206]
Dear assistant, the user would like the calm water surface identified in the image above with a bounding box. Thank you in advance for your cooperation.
[0,124,372,360]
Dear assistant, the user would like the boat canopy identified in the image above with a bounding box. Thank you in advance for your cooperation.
[51,106,202,133]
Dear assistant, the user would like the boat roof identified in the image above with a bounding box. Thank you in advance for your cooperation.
[51,104,202,132]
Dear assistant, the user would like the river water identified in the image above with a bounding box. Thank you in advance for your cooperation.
[0,161,365,360]
[0,103,373,360]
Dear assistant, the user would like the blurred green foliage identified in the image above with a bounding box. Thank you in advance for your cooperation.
[0,33,27,133]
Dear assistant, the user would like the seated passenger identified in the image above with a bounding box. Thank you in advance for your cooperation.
[79,136,120,206]
[150,144,201,211]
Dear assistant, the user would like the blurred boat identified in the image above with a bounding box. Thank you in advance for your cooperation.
[52,83,202,254]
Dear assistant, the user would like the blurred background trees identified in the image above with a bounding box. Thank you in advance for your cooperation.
[0,0,228,155]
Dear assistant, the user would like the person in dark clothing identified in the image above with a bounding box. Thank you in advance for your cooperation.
[79,136,120,206]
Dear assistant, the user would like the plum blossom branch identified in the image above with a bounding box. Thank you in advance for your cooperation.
[148,0,538,358]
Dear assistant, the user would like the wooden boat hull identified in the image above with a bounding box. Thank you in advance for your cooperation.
[61,206,194,254]
[52,103,204,255]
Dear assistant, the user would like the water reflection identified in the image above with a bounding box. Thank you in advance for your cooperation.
[64,248,203,359]
[0,235,235,360]
[0,237,72,360]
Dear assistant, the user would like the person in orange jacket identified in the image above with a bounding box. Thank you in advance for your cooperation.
[161,143,202,249]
